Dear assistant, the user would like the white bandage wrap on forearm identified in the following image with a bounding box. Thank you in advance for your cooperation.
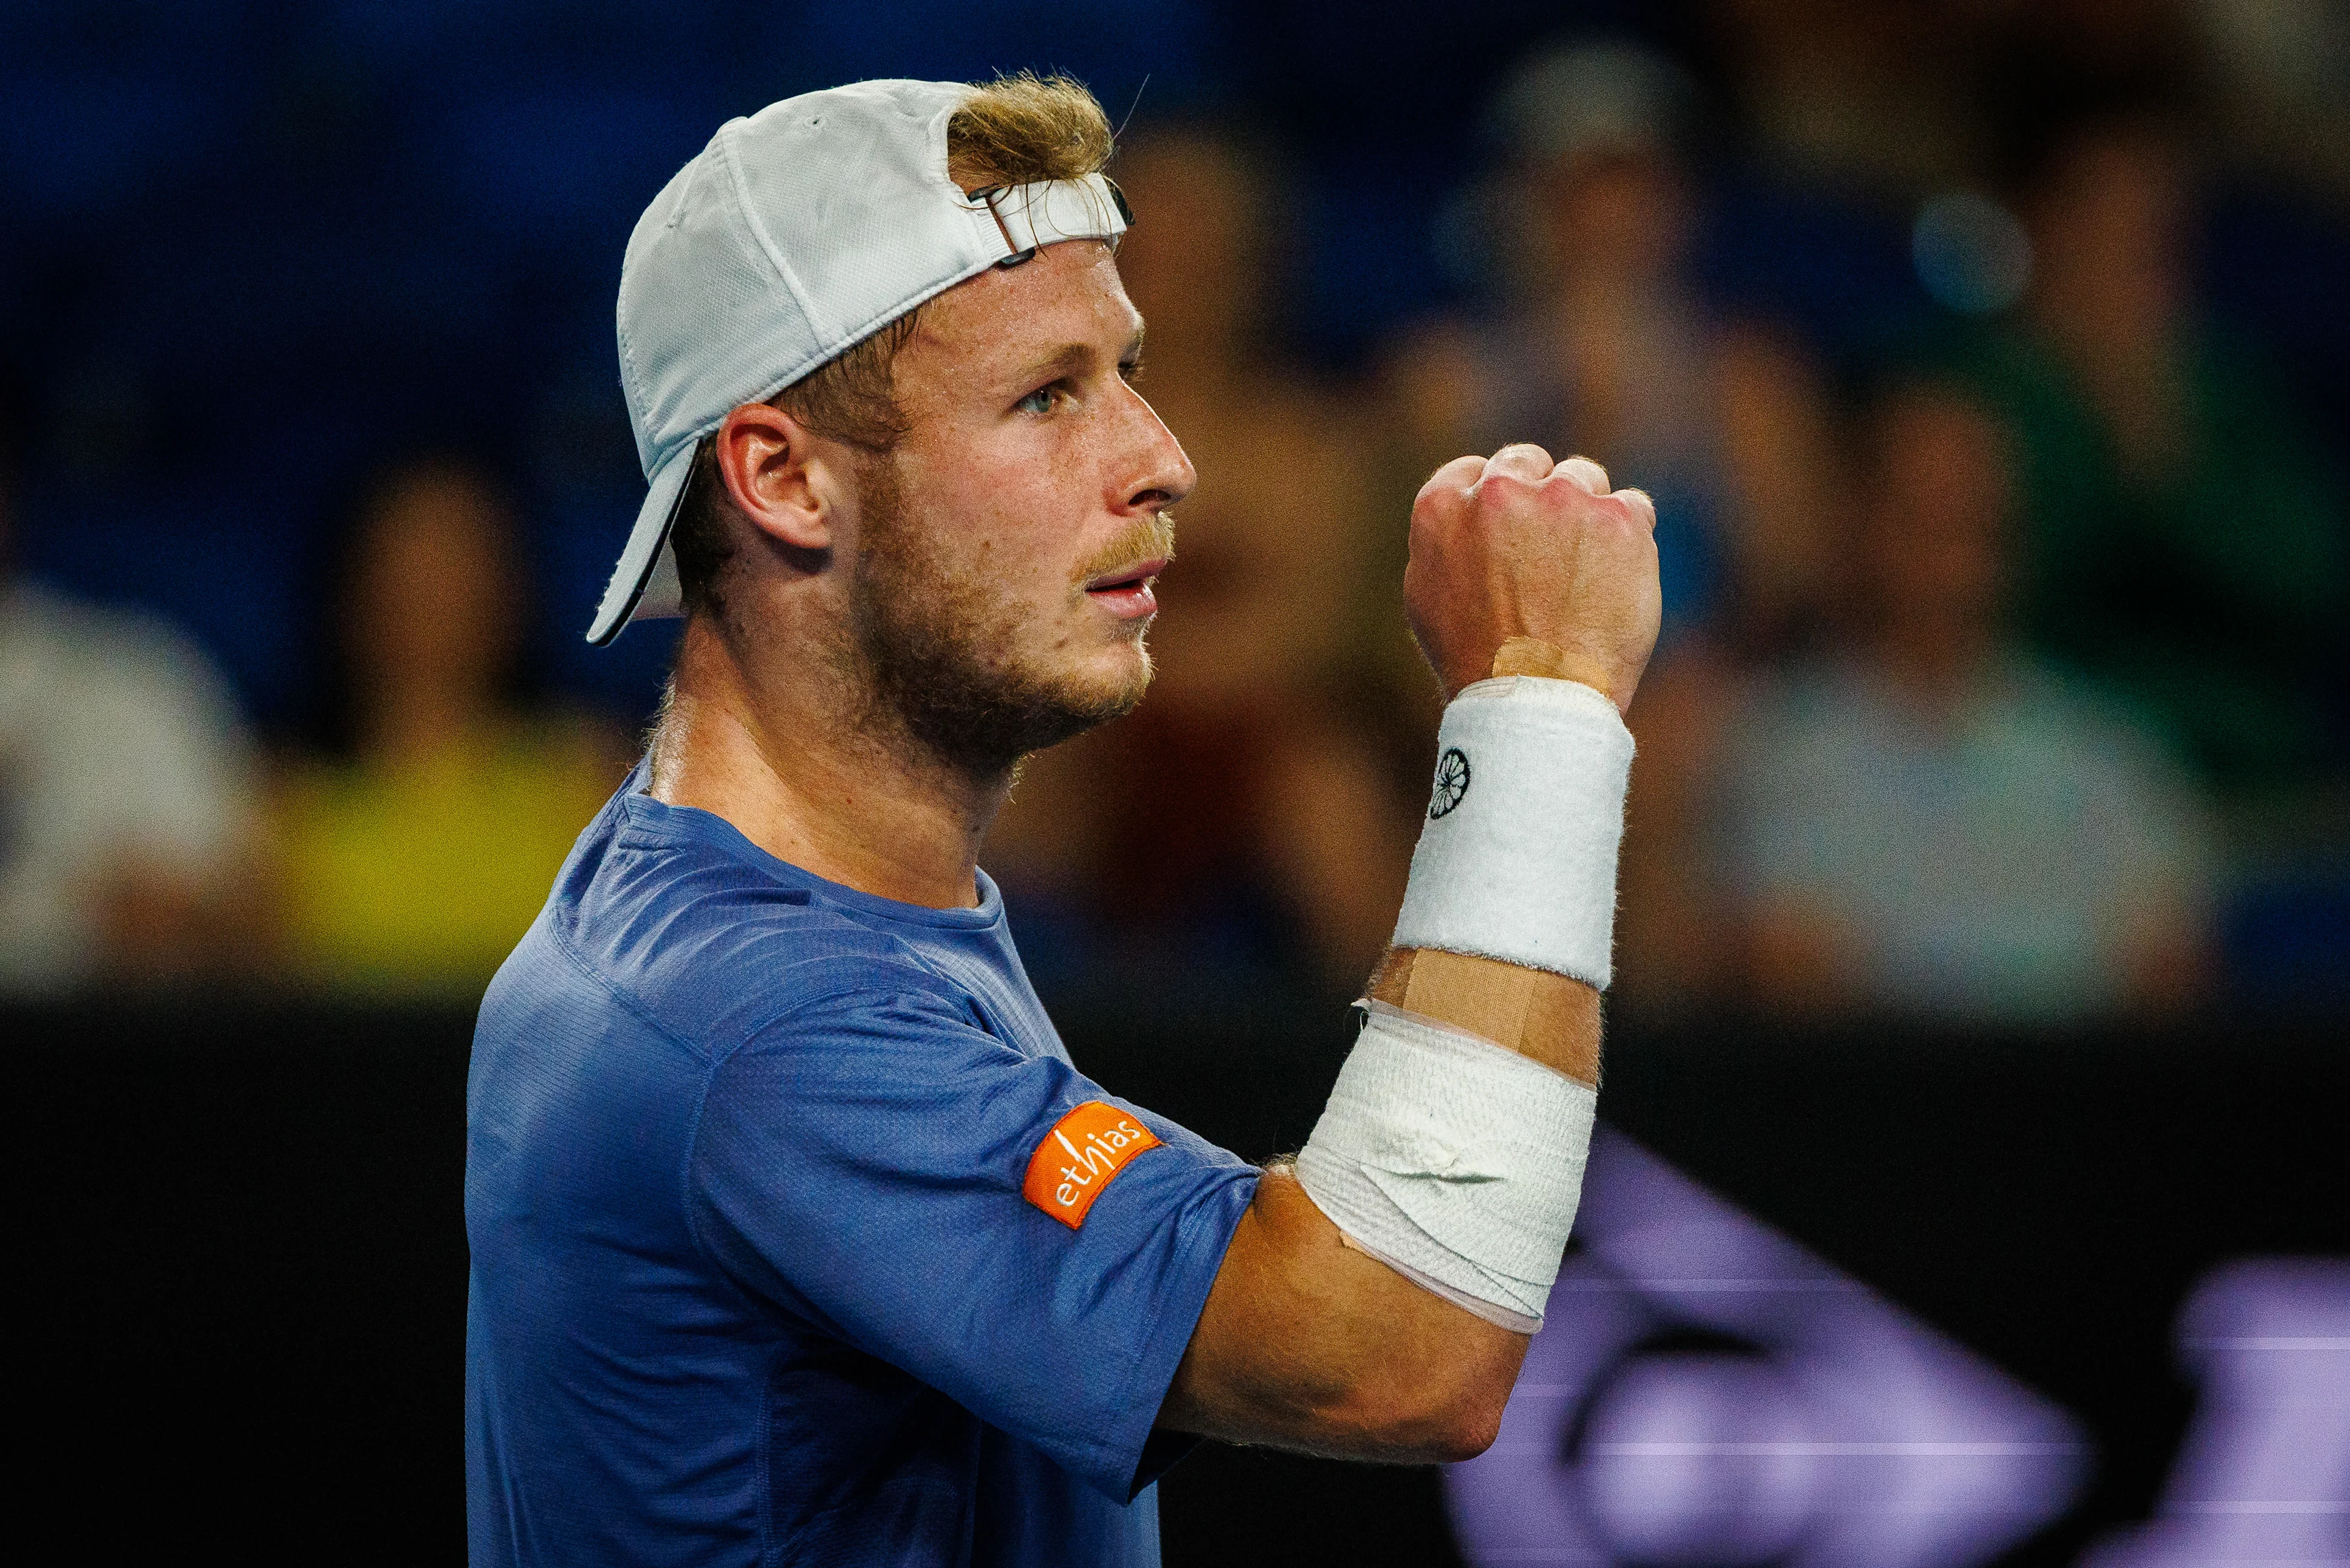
[1391,675,1635,988]
[1297,1002,1598,1331]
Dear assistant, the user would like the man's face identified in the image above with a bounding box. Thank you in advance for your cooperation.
[844,240,1194,775]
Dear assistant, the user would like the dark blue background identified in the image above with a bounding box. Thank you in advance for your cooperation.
[8,1,2341,739]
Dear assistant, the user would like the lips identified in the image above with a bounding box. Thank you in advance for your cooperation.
[1084,556,1166,620]
[1085,556,1168,594]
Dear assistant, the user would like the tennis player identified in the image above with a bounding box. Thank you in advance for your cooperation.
[467,73,1658,1566]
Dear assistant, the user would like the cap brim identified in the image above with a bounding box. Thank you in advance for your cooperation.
[586,439,698,645]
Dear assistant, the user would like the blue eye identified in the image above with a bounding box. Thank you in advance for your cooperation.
[1016,385,1060,416]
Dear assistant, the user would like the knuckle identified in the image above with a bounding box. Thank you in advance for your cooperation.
[1537,470,1586,504]
[1414,458,1481,507]
[1409,487,1460,528]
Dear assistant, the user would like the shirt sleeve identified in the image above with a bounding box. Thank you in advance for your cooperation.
[684,963,1259,1501]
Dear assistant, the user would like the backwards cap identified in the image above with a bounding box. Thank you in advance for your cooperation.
[591,78,1129,644]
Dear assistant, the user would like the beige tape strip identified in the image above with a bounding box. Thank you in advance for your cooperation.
[1365,946,1600,1089]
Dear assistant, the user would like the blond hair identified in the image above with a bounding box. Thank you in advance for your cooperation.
[672,73,1114,619]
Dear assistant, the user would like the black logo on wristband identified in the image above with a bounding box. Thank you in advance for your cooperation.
[1429,747,1471,818]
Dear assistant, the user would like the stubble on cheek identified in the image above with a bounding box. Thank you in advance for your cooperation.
[844,457,1157,776]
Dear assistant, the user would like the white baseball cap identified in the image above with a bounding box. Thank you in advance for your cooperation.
[589,77,1132,644]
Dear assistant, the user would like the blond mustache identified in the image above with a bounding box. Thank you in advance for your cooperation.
[1074,516,1176,588]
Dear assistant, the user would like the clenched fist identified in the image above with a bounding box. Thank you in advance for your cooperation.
[1403,445,1662,712]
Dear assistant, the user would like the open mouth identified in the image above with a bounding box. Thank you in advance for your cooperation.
[1084,556,1166,619]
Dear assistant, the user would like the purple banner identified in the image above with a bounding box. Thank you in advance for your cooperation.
[2084,1258,2350,1567]
[1446,1127,2086,1566]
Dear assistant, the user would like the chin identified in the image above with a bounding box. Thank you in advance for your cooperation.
[1084,637,1155,710]
[1026,641,1152,738]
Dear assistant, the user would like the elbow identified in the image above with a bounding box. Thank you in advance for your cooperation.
[1425,1381,1509,1463]
[1343,1364,1512,1464]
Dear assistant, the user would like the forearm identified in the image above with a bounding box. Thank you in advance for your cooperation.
[1357,632,1611,1092]
[1163,656,1619,1455]
[1163,451,1654,1458]
[1363,944,1600,1086]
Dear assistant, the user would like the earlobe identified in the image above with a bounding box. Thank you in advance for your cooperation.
[718,402,833,553]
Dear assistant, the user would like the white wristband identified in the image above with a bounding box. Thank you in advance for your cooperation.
[1390,676,1633,988]
[1296,1001,1598,1330]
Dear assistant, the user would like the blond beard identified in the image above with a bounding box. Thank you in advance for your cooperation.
[844,454,1167,780]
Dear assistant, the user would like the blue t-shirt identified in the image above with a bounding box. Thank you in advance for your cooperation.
[466,765,1260,1566]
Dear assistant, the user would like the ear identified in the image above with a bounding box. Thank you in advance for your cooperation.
[712,400,845,553]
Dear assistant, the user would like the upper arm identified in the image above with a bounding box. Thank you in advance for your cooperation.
[687,979,1256,1498]
[1157,1163,1529,1463]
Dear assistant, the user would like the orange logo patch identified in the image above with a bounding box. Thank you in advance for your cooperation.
[1023,1102,1162,1229]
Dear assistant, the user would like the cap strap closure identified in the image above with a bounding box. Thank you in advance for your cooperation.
[969,173,1129,269]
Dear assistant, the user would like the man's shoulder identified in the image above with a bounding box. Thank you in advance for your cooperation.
[504,802,991,1065]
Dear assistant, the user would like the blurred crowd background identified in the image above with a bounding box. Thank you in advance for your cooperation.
[3,0,2345,1022]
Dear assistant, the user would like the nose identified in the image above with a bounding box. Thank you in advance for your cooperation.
[1113,383,1196,517]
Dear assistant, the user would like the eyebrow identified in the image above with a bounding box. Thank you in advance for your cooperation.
[1005,328,1147,390]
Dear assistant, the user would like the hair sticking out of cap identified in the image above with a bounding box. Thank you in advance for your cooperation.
[947,72,1114,192]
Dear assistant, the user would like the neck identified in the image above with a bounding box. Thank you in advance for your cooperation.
[647,616,1006,909]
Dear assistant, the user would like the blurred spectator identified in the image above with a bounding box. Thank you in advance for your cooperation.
[1406,43,1857,1018]
[1610,630,1748,1017]
[1964,108,2348,798]
[1388,40,1844,649]
[1719,381,2214,1025]
[1706,0,1983,201]
[1975,0,2200,117]
[268,458,621,995]
[0,446,260,994]
[2187,0,2350,198]
[985,126,1419,994]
